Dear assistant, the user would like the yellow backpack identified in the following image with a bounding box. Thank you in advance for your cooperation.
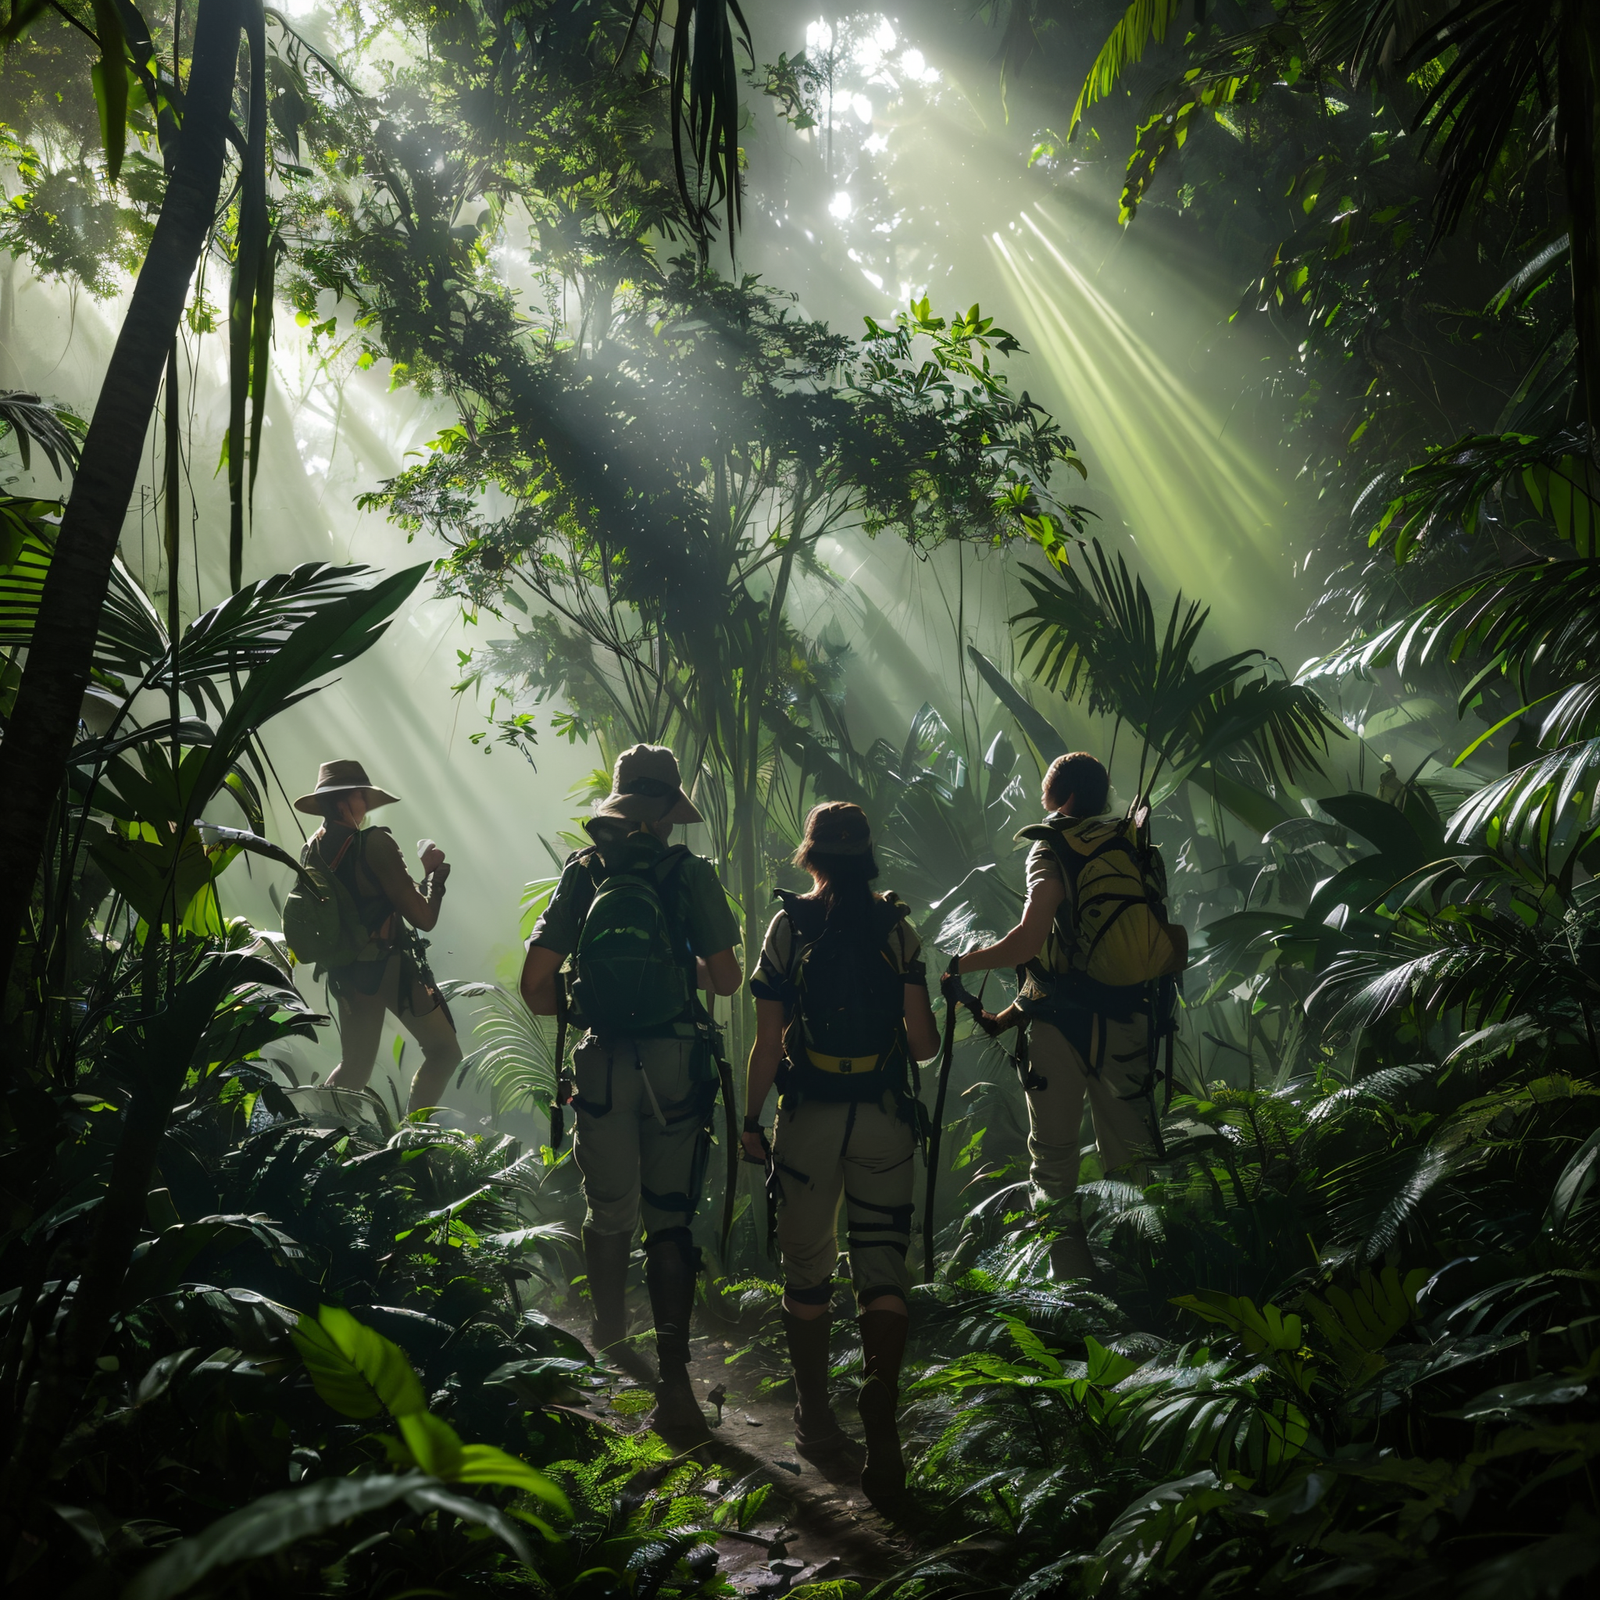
[1016,816,1179,988]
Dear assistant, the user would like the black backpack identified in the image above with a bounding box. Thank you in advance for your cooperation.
[567,840,696,1037]
[777,888,909,1102]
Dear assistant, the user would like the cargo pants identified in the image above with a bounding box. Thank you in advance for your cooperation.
[326,951,462,1105]
[571,1034,713,1240]
[772,1095,915,1309]
[1025,1014,1157,1202]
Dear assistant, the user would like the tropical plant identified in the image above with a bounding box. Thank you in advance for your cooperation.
[0,0,288,996]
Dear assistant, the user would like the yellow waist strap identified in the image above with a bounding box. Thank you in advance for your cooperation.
[804,1048,881,1076]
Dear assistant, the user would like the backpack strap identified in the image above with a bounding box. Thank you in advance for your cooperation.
[305,828,358,875]
[1016,822,1089,953]
[652,846,696,973]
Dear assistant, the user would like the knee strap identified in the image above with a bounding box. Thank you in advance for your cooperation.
[644,1226,701,1273]
[783,1280,834,1306]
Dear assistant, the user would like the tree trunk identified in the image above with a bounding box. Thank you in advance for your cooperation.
[1560,0,1600,437]
[0,0,251,1005]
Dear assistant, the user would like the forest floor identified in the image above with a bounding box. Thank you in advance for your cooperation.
[583,1331,923,1594]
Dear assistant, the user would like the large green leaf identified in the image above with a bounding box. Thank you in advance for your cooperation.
[290,1304,426,1420]
[967,644,1068,760]
[390,1410,565,1505]
[123,1474,435,1600]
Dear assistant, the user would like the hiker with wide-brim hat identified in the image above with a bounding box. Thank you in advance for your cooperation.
[943,752,1188,1281]
[293,759,462,1116]
[519,744,741,1442]
[743,802,941,1505]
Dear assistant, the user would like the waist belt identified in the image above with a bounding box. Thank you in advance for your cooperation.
[805,1048,881,1076]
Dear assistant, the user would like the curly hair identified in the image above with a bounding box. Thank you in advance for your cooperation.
[1042,752,1110,815]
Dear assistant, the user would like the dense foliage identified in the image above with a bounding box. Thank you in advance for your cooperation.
[1,1,1599,1597]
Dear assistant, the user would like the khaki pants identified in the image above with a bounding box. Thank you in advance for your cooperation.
[1026,1016,1157,1202]
[326,952,462,1111]
[572,1035,711,1241]
[773,1097,915,1308]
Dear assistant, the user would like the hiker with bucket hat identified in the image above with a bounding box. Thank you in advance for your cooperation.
[520,744,742,1442]
[743,802,941,1505]
[287,759,462,1116]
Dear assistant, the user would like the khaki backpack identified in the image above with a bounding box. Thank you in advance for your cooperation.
[282,833,377,970]
[1016,815,1180,988]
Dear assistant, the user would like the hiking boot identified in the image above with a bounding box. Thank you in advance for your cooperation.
[584,1228,653,1382]
[856,1308,909,1505]
[645,1231,709,1444]
[649,1364,710,1443]
[783,1309,861,1465]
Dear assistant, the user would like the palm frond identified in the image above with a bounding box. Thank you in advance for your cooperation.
[1306,558,1600,725]
[450,982,559,1119]
[1069,0,1186,139]
[0,391,84,477]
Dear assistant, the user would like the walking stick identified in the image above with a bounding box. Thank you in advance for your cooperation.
[716,1050,739,1257]
[548,978,569,1153]
[922,979,960,1285]
[701,990,737,1257]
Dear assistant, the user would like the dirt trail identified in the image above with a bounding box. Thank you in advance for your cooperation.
[595,1337,920,1595]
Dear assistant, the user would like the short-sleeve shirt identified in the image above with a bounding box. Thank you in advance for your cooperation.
[528,833,740,960]
[1024,837,1073,990]
[752,895,928,1008]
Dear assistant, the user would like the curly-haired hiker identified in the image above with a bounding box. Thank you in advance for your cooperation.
[743,803,941,1506]
[946,752,1188,1280]
[519,745,741,1443]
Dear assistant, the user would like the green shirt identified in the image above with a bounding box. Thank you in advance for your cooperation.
[529,832,740,961]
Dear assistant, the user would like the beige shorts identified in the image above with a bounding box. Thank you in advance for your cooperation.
[772,1096,915,1308]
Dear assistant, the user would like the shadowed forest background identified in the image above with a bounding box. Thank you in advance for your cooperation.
[1,1,1598,1596]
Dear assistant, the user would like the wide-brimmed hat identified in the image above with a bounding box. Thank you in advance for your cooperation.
[591,744,703,826]
[801,801,873,856]
[293,759,400,816]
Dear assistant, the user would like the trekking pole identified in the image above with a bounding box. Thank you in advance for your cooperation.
[922,964,961,1285]
[710,998,739,1258]
[759,1127,779,1262]
[548,978,568,1154]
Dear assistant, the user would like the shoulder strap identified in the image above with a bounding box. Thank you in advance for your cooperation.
[868,893,906,943]
[304,829,357,874]
[878,890,912,923]
[565,845,606,942]
[652,844,693,886]
[774,887,825,944]
[1028,825,1088,893]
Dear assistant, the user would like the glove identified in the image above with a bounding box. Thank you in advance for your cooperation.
[939,952,963,1005]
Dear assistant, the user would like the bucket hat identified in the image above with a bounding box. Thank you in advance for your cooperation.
[293,758,401,816]
[592,744,703,825]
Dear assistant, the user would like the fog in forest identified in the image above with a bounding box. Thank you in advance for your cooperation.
[4,2,1594,1595]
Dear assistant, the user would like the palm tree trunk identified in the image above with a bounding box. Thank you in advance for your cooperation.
[0,0,251,1008]
[1560,0,1600,436]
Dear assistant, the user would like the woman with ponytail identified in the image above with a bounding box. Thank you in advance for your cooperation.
[743,803,940,1505]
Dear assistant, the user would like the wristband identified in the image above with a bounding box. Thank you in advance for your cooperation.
[743,1115,763,1133]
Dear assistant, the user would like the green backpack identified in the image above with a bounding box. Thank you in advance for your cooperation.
[568,844,694,1036]
[283,833,374,969]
